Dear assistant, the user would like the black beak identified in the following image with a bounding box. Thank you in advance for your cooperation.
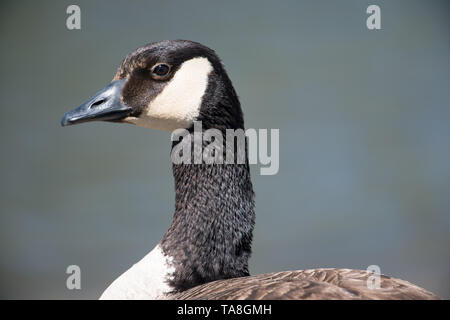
[61,79,132,126]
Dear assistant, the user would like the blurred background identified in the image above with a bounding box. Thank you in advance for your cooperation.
[1,0,449,299]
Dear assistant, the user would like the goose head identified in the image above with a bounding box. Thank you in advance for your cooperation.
[61,40,243,132]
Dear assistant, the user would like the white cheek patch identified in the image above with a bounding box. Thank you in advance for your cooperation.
[126,57,213,131]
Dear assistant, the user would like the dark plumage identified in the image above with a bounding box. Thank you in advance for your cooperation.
[162,161,254,292]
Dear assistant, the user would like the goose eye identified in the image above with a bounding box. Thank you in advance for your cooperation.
[151,64,171,79]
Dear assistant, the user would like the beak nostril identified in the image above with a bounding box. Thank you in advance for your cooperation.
[61,79,129,125]
[91,98,106,109]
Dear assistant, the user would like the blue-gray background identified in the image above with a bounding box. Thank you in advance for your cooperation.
[1,0,449,299]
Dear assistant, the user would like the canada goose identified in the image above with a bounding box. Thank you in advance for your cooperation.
[61,40,438,300]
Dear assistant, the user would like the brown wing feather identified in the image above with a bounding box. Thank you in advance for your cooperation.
[169,269,439,300]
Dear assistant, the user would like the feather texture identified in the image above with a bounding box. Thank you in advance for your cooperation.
[170,269,438,300]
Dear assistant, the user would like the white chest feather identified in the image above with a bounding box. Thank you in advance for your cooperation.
[99,244,175,300]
